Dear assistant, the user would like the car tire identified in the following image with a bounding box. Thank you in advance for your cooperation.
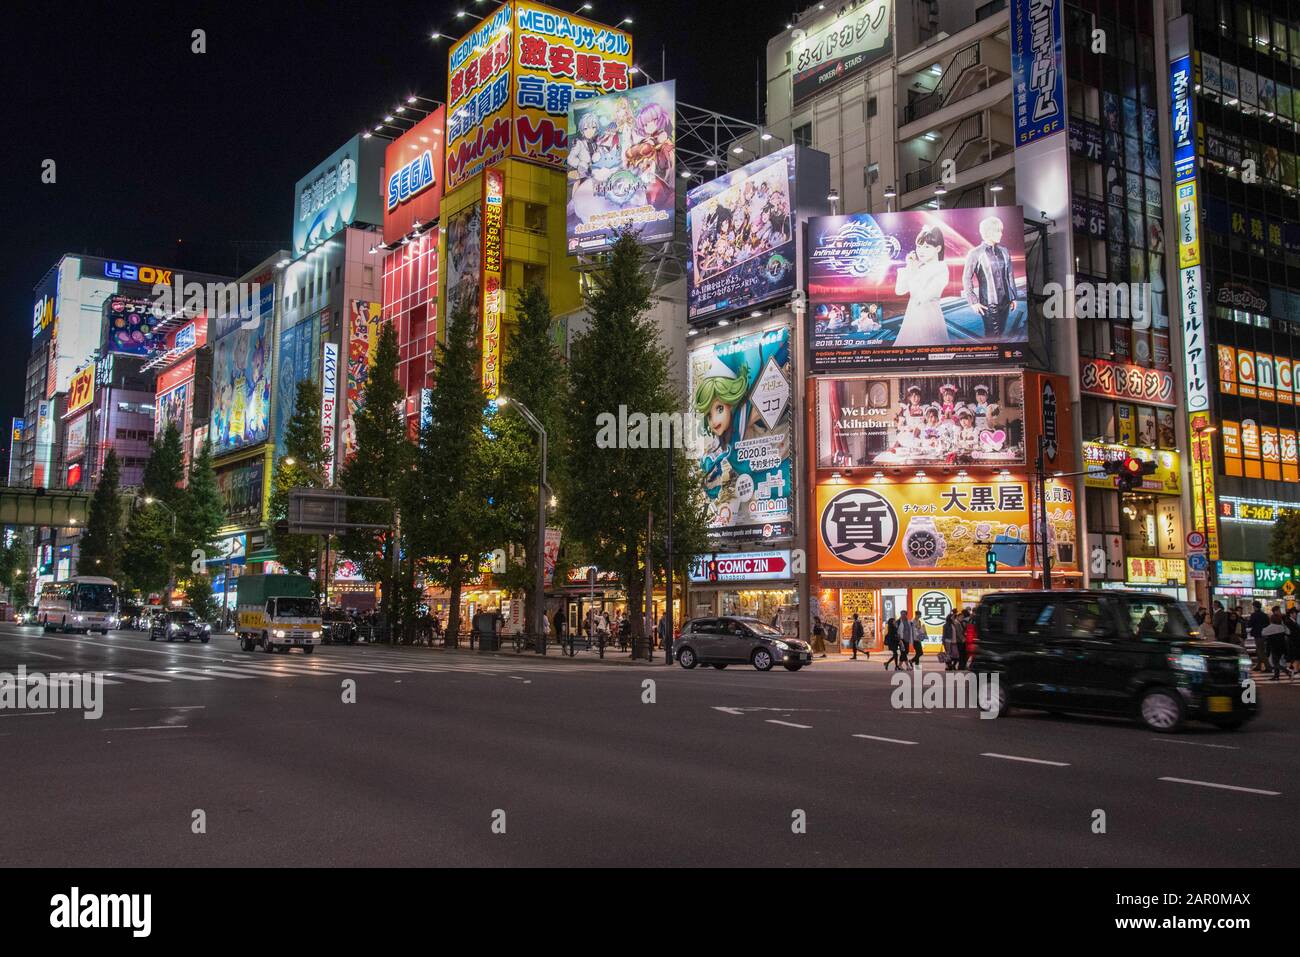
[200,635,210,644]
[784,663,803,672]
[303,644,314,655]
[752,649,774,672]
[1138,687,1184,733]
[149,632,156,641]
[166,632,176,642]
[710,663,727,670]
[677,646,698,669]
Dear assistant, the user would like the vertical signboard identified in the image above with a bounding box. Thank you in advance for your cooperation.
[321,342,339,484]
[481,165,505,399]
[344,301,381,460]
[1010,0,1066,145]
[1170,18,1215,562]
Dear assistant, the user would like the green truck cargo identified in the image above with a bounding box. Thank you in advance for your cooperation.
[234,574,323,654]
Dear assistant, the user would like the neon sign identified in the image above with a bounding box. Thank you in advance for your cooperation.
[387,150,437,211]
[104,261,173,286]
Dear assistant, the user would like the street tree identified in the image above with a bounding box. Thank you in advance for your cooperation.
[78,449,124,579]
[269,379,328,578]
[1271,511,1300,567]
[564,233,709,637]
[338,323,411,631]
[405,302,494,643]
[142,423,185,506]
[178,442,226,582]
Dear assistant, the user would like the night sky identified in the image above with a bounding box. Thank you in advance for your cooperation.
[4,0,793,441]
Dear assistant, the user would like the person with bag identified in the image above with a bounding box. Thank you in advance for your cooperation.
[850,613,866,661]
[811,617,828,657]
[960,608,976,670]
[940,611,959,670]
[1263,607,1291,680]
[883,616,902,670]
[909,609,927,667]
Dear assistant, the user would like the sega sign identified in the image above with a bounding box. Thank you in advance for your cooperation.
[103,260,173,286]
[387,150,436,211]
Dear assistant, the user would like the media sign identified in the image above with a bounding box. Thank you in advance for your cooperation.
[64,364,95,419]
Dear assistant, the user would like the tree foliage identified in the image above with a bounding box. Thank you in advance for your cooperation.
[179,442,225,575]
[1271,511,1300,567]
[269,378,327,577]
[78,449,124,579]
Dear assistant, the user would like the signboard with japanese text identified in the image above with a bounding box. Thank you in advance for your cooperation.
[687,326,793,544]
[215,456,266,528]
[1125,557,1186,586]
[445,1,633,190]
[321,342,339,484]
[688,550,793,584]
[64,364,95,419]
[816,478,1033,575]
[1078,356,1176,407]
[790,0,893,105]
[292,135,385,257]
[1010,0,1066,146]
[481,166,505,399]
[343,302,380,460]
[1082,442,1181,494]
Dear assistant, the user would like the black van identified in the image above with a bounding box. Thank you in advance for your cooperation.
[971,590,1257,732]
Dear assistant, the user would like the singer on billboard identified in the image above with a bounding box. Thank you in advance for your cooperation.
[961,216,1017,339]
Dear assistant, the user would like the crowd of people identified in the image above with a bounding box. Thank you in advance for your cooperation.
[806,607,976,671]
[1199,600,1300,680]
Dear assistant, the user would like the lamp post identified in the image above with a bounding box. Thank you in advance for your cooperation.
[141,495,178,603]
[283,456,333,609]
[498,396,548,650]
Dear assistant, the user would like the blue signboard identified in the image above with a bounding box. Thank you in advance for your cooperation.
[1170,55,1196,184]
[273,313,320,459]
[1010,0,1066,146]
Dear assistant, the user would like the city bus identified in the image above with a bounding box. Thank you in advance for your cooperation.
[36,577,121,634]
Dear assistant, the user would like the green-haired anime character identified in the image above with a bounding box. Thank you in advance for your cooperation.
[692,355,752,492]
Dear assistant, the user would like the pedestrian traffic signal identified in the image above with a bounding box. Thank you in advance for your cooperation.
[1103,455,1158,492]
[986,548,998,574]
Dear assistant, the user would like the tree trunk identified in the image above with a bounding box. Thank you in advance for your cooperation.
[624,538,644,639]
[447,564,463,643]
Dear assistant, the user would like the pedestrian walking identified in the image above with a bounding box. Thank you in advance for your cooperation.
[1263,607,1291,680]
[658,609,671,662]
[850,613,866,660]
[1248,601,1269,671]
[909,609,927,667]
[1212,601,1233,643]
[896,610,917,670]
[1285,607,1300,676]
[811,616,828,657]
[941,610,960,671]
[883,616,901,670]
[554,608,571,656]
[960,608,975,670]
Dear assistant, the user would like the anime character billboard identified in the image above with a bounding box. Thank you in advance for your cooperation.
[686,325,793,543]
[685,146,798,320]
[446,202,482,331]
[565,80,676,253]
[272,313,320,460]
[807,207,1028,369]
[210,322,272,454]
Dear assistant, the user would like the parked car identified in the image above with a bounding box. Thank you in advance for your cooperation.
[674,616,812,672]
[150,608,211,643]
[971,590,1257,732]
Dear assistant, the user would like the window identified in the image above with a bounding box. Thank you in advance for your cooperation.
[523,202,547,232]
[363,266,374,285]
[1122,597,1196,641]
[1013,598,1057,641]
[865,162,879,187]
[793,123,812,148]
[975,0,1005,20]
[866,96,877,118]
[1059,597,1115,638]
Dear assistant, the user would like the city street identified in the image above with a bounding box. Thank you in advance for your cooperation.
[1,621,1295,868]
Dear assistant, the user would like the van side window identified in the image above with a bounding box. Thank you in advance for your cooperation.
[1059,598,1114,638]
[980,599,1008,634]
[1014,599,1057,641]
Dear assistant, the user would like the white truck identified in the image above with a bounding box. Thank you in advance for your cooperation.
[235,574,323,654]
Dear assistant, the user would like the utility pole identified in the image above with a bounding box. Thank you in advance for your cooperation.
[665,443,674,665]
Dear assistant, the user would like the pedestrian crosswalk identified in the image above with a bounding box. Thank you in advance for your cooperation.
[79,648,628,687]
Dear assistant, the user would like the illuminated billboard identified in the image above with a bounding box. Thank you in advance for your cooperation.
[445,0,633,190]
[210,322,271,455]
[64,363,96,419]
[790,0,893,104]
[104,295,164,356]
[565,80,676,253]
[686,145,799,320]
[481,167,505,399]
[292,135,385,258]
[343,301,381,459]
[446,202,482,330]
[817,478,1033,574]
[273,313,320,460]
[807,207,1028,368]
[816,372,1027,469]
[383,107,447,246]
[686,325,793,543]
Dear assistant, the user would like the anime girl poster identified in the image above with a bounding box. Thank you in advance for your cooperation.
[210,321,272,454]
[565,80,676,254]
[686,325,793,543]
[446,202,482,331]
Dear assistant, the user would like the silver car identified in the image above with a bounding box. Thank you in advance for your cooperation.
[675,616,812,672]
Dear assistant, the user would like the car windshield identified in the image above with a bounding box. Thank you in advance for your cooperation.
[737,619,783,637]
[74,583,117,612]
[1125,597,1198,641]
[276,597,319,617]
[169,611,197,622]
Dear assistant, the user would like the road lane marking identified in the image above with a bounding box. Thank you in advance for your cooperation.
[0,711,56,717]
[853,733,918,745]
[129,706,206,712]
[1158,777,1280,796]
[102,672,170,683]
[765,719,813,729]
[1150,737,1240,751]
[130,670,214,681]
[712,707,745,715]
[980,752,1070,767]
[105,725,190,732]
[178,667,256,680]
[15,651,64,660]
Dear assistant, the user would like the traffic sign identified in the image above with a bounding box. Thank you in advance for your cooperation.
[1187,553,1208,573]
[1186,531,1207,551]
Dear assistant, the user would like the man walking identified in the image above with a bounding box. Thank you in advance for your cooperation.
[850,613,866,660]
[961,215,1018,339]
[909,608,927,668]
[897,610,917,670]
[883,616,902,670]
[1248,600,1270,672]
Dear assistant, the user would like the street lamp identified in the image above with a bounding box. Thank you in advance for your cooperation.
[497,396,548,648]
[141,495,179,603]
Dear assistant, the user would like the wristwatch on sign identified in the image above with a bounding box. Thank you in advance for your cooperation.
[903,516,947,567]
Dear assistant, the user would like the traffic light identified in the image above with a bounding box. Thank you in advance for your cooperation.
[986,548,998,574]
[1104,455,1158,492]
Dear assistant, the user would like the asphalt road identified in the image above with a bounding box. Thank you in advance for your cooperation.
[1,621,1296,867]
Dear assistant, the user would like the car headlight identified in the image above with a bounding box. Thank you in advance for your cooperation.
[169,623,179,632]
[1171,652,1206,673]
[273,630,286,638]
[773,640,790,650]
[1239,656,1253,682]
[74,615,84,622]
[310,630,321,638]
